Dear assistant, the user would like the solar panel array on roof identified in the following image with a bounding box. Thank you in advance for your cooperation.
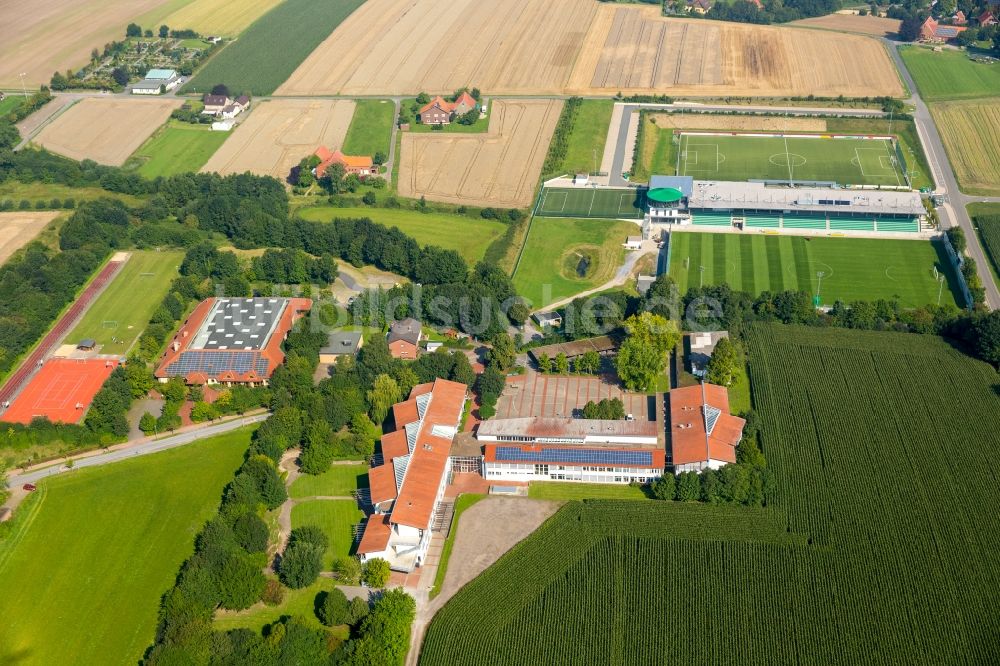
[704,405,722,436]
[495,446,654,467]
[196,298,286,351]
[162,351,269,377]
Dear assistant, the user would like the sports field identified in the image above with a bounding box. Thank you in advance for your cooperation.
[900,46,1000,102]
[668,232,961,307]
[537,187,645,219]
[66,250,183,352]
[513,217,638,308]
[0,428,249,666]
[128,122,230,178]
[2,358,118,424]
[298,207,505,264]
[676,133,906,186]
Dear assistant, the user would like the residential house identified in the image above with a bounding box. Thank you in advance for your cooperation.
[318,331,364,364]
[313,146,374,179]
[220,95,250,119]
[387,318,423,359]
[686,0,713,14]
[919,16,968,40]
[669,383,745,473]
[418,92,478,125]
[202,94,231,114]
[953,10,968,25]
[979,8,998,26]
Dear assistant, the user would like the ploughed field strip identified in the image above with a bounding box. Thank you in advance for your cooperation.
[676,133,906,187]
[668,232,961,308]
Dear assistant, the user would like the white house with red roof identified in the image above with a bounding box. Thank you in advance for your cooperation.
[357,378,467,572]
[313,146,374,178]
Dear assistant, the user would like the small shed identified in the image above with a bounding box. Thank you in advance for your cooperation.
[625,236,643,250]
[532,311,562,329]
[77,338,97,351]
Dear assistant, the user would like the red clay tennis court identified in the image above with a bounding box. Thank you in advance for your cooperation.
[2,358,119,425]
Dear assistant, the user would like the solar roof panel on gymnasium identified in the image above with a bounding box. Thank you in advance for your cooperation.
[197,298,284,351]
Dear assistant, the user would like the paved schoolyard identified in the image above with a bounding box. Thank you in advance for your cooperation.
[496,368,653,420]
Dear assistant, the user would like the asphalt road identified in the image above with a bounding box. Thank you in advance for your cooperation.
[884,40,1000,309]
[6,413,269,487]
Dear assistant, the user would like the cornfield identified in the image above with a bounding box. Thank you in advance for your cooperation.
[421,324,1000,665]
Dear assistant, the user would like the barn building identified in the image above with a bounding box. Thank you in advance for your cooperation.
[356,378,467,571]
[478,417,664,484]
[155,297,311,385]
[669,383,745,473]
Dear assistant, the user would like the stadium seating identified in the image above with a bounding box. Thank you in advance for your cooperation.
[782,213,828,230]
[691,211,732,226]
[876,217,920,233]
[743,213,781,228]
[829,216,876,232]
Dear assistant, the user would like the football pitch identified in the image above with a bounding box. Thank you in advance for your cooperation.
[537,187,645,219]
[677,133,906,187]
[668,232,961,308]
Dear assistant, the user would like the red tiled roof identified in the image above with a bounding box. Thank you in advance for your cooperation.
[418,95,453,115]
[669,384,744,466]
[392,399,419,429]
[380,429,410,461]
[357,514,392,554]
[453,92,476,108]
[314,147,373,178]
[369,464,398,505]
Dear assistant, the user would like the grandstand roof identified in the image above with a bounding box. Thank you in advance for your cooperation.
[650,175,693,198]
[688,180,924,216]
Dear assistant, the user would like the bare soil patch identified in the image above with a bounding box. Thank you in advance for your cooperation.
[646,113,828,132]
[791,13,902,37]
[0,0,175,86]
[201,99,355,181]
[398,99,561,208]
[32,97,180,166]
[0,211,61,265]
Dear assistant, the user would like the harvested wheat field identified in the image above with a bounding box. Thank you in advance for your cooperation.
[0,0,174,86]
[931,99,1000,195]
[568,7,903,97]
[278,0,596,96]
[278,0,902,97]
[201,99,356,181]
[791,13,902,37]
[645,113,828,132]
[162,0,285,35]
[32,98,181,165]
[398,99,562,208]
[0,211,61,265]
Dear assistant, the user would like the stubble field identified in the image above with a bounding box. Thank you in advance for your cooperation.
[930,99,1000,195]
[161,0,285,36]
[0,0,174,86]
[398,99,562,208]
[277,0,901,97]
[201,99,356,180]
[0,211,61,266]
[32,98,181,166]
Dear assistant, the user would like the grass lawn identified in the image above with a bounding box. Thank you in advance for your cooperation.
[527,482,651,501]
[551,99,614,177]
[513,217,638,308]
[929,99,1000,195]
[900,45,1000,101]
[127,121,229,178]
[298,206,505,264]
[0,95,25,118]
[429,494,485,599]
[289,463,369,499]
[290,500,364,567]
[0,181,144,208]
[66,250,183,352]
[214,577,351,637]
[343,100,394,157]
[668,232,962,308]
[677,133,905,186]
[0,428,250,666]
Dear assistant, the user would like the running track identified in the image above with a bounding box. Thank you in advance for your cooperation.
[0,258,126,410]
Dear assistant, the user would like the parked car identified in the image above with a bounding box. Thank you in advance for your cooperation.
[22,483,36,492]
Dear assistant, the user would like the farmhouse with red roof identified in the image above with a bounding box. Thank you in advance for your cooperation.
[417,91,478,125]
[918,16,968,41]
[155,297,311,385]
[669,383,745,473]
[357,378,467,572]
[313,146,374,178]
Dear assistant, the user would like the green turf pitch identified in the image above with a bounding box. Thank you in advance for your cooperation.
[668,232,961,308]
[538,187,645,219]
[677,134,905,187]
[0,428,249,666]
